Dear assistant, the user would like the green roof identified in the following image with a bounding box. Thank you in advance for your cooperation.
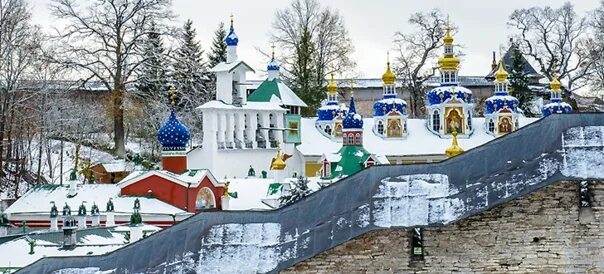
[332,145,372,178]
[248,79,281,103]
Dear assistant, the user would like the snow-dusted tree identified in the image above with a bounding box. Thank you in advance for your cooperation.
[508,2,596,103]
[0,0,43,197]
[279,176,312,206]
[173,19,210,108]
[393,9,448,118]
[272,0,355,114]
[589,1,604,96]
[207,22,227,69]
[49,0,173,158]
[136,22,170,102]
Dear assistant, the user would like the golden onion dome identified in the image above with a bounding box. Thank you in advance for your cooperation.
[494,59,509,82]
[382,61,396,85]
[550,73,561,91]
[443,27,454,46]
[445,129,464,158]
[270,146,286,170]
[438,55,460,71]
[327,73,337,94]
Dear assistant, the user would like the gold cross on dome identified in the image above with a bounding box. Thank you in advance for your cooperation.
[169,86,176,106]
[271,43,276,59]
[230,14,234,26]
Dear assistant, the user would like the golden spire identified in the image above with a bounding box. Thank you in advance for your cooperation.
[550,62,561,91]
[327,73,337,94]
[169,86,177,106]
[271,43,276,60]
[230,14,234,28]
[382,52,396,85]
[443,15,454,46]
[438,16,460,71]
[445,129,464,158]
[494,58,509,82]
[270,144,286,170]
[349,78,355,97]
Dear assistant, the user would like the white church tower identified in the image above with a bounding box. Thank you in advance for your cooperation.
[189,16,306,179]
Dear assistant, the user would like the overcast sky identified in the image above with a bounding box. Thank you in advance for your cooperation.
[29,0,599,80]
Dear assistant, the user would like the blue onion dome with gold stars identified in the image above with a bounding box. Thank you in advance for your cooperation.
[542,71,572,117]
[157,88,190,150]
[373,98,407,116]
[485,60,519,114]
[317,74,348,121]
[427,85,473,105]
[225,16,239,46]
[373,59,407,116]
[342,92,363,129]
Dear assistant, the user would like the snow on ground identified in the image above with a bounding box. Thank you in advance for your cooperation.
[29,140,115,185]
[297,117,539,157]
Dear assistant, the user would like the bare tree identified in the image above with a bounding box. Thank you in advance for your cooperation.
[589,1,604,96]
[508,2,596,100]
[0,0,42,195]
[271,0,354,113]
[393,9,448,118]
[49,0,173,158]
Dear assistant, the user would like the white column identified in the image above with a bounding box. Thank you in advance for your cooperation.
[276,112,284,145]
[202,111,217,150]
[217,113,226,148]
[249,112,258,148]
[235,112,245,149]
[221,196,231,210]
[261,112,270,148]
[92,215,100,227]
[50,217,59,231]
[226,112,235,148]
[227,45,237,64]
[77,216,87,229]
[105,212,115,227]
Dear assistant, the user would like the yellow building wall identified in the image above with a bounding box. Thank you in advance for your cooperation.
[305,162,322,177]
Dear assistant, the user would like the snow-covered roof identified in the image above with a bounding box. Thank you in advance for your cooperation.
[320,153,342,163]
[197,100,286,111]
[210,61,255,73]
[117,169,220,189]
[296,117,539,157]
[225,177,321,210]
[97,160,131,173]
[0,224,160,268]
[4,184,187,216]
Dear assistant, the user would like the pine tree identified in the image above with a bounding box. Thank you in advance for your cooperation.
[173,19,210,108]
[279,176,312,206]
[508,43,536,117]
[292,30,322,116]
[136,22,170,102]
[207,22,227,68]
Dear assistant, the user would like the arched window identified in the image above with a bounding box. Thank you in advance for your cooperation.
[355,133,361,145]
[432,111,440,132]
[195,188,216,210]
[377,121,384,135]
[347,134,354,145]
[488,119,495,132]
[325,125,332,135]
